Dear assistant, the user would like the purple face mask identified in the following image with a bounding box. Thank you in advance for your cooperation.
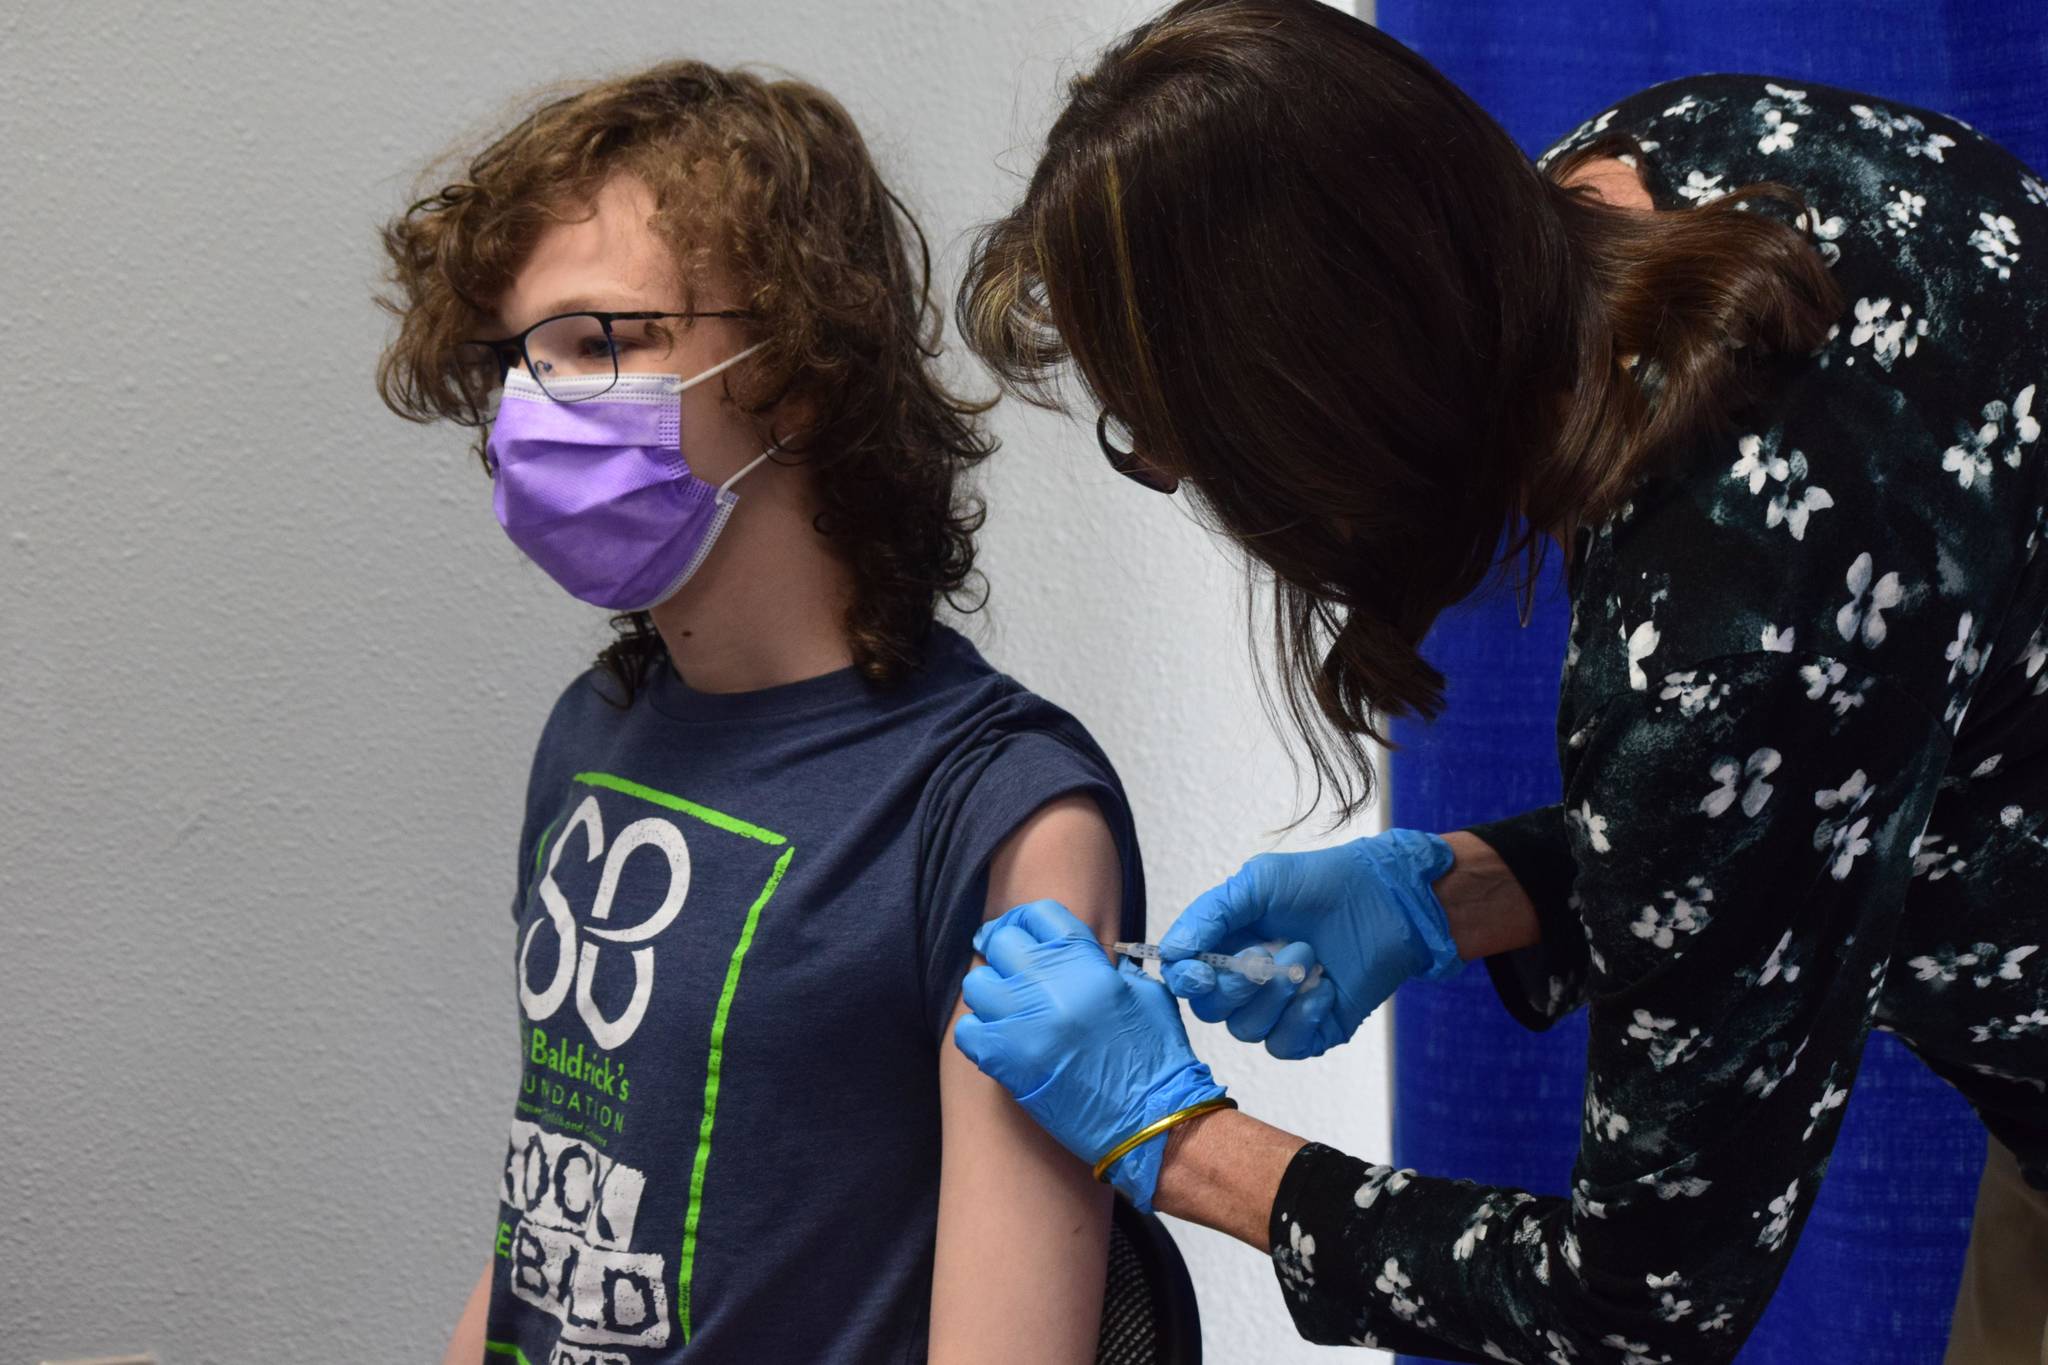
[487,344,771,611]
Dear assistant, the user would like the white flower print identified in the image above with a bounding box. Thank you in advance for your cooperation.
[1539,108,1619,170]
[1699,1304,1736,1333]
[1639,1172,1714,1200]
[1578,107,1619,139]
[1854,104,1959,160]
[1569,800,1612,853]
[1655,1289,1694,1324]
[1804,1076,1849,1139]
[1731,432,1790,493]
[1816,768,1871,815]
[1813,320,1843,366]
[1884,188,1926,237]
[1818,785,1875,879]
[1374,1256,1431,1324]
[1663,94,1701,118]
[1946,612,1983,683]
[1795,205,1846,264]
[1701,747,1779,819]
[1542,1328,1577,1364]
[1623,619,1660,690]
[1586,1087,1631,1141]
[1908,942,2038,988]
[1677,169,1728,204]
[1764,82,1813,113]
[1454,1195,1525,1260]
[1757,107,1799,155]
[2023,172,2048,209]
[1908,945,1967,983]
[1631,879,1716,950]
[1768,482,1835,540]
[1944,428,1996,488]
[1968,211,2021,279]
[1601,1333,1673,1365]
[1851,103,1909,137]
[1731,438,1836,538]
[1801,658,1845,700]
[1659,670,1728,717]
[1971,1010,2048,1044]
[1626,1008,1707,1069]
[1516,1214,1554,1287]
[1846,295,1927,369]
[1828,676,1873,716]
[1943,385,2039,489]
[1837,553,1903,646]
[1817,813,1873,880]
[1482,1343,1520,1364]
[2021,630,2047,684]
[1353,1164,1414,1208]
[1273,1215,1316,1300]
[1744,1058,1792,1100]
[1911,832,1968,880]
[1755,1179,1801,1251]
[1761,623,1796,652]
[1909,128,1957,162]
[1758,931,1803,987]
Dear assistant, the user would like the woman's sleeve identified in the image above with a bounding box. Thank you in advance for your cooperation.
[1265,653,1950,1362]
[1464,804,1589,1030]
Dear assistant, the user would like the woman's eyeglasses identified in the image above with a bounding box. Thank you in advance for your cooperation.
[1097,412,1179,495]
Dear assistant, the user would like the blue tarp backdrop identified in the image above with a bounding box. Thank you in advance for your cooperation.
[1378,3,2048,1361]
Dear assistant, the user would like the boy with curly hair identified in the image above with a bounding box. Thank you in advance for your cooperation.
[378,61,1144,1364]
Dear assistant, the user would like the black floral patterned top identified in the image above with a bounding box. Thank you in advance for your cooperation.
[1267,74,2048,1362]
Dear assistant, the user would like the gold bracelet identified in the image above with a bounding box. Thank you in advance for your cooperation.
[1092,1097,1239,1184]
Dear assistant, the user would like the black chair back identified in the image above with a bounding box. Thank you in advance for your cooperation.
[1094,1194,1202,1365]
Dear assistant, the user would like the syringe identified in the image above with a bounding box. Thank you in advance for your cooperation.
[1114,940,1313,987]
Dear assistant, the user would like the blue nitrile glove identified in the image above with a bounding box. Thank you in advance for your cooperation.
[953,900,1226,1211]
[1159,829,1464,1060]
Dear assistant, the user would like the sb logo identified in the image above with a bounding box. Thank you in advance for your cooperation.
[519,794,690,1049]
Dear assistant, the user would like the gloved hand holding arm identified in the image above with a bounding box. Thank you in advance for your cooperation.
[953,899,1227,1212]
[1160,829,1505,1060]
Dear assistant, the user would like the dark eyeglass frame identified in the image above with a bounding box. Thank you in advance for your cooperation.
[460,308,757,402]
[1097,412,1179,494]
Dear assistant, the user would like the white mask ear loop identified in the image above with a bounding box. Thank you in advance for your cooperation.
[676,340,767,393]
[718,442,782,497]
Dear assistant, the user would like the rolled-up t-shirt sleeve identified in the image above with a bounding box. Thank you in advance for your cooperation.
[916,724,1144,1041]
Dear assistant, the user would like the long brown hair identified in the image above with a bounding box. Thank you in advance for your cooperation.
[378,61,994,701]
[959,0,1841,818]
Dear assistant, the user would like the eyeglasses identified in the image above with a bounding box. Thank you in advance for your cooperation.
[1097,412,1179,494]
[455,309,755,415]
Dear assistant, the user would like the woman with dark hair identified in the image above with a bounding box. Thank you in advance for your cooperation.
[949,1,2048,1359]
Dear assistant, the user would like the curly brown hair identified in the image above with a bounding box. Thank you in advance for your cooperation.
[377,60,995,702]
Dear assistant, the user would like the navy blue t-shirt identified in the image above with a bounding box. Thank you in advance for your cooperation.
[480,626,1144,1364]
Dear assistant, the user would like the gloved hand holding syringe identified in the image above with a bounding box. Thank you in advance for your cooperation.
[1113,940,1324,989]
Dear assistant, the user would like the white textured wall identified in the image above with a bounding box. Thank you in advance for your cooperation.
[0,2,1388,1361]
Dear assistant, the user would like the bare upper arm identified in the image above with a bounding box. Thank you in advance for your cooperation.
[928,792,1124,1365]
